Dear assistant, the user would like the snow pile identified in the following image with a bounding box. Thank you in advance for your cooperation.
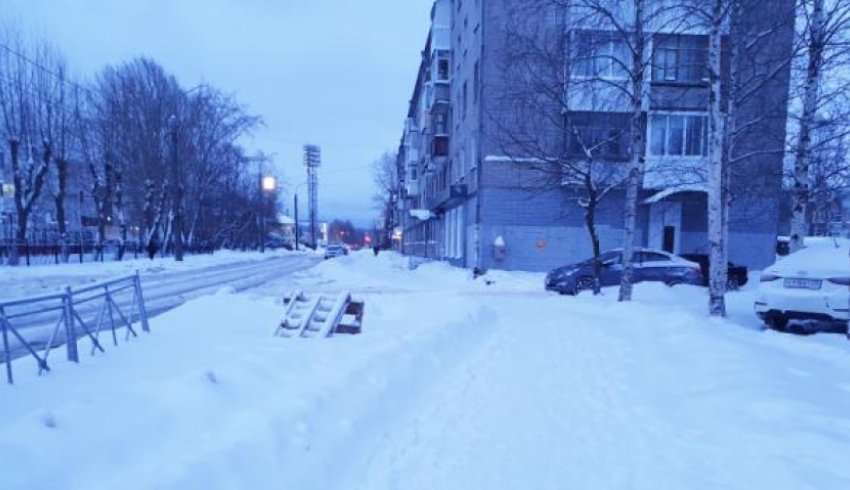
[296,250,544,294]
[2,251,850,489]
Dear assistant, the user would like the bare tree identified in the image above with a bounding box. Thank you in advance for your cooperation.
[0,34,52,265]
[0,33,275,265]
[674,0,795,316]
[788,0,850,250]
[372,151,398,247]
[492,1,687,295]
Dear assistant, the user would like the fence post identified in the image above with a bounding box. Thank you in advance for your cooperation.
[63,286,79,363]
[134,271,150,333]
[1,306,13,384]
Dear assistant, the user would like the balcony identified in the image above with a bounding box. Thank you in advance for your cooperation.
[432,135,449,158]
[428,184,468,213]
[432,83,450,105]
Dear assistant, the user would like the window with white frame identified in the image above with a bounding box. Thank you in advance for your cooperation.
[571,30,629,80]
[649,113,708,157]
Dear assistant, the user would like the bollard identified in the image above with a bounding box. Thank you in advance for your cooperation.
[63,287,79,363]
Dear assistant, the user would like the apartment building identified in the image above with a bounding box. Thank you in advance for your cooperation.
[395,0,795,272]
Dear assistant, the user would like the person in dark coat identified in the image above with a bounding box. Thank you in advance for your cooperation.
[146,239,159,260]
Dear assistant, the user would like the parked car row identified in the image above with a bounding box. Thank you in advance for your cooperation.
[543,240,849,335]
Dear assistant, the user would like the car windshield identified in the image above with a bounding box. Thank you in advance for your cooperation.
[598,251,621,263]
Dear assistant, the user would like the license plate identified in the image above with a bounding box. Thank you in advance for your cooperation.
[784,278,822,290]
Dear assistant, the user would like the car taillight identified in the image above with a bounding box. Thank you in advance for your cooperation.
[828,277,850,286]
[760,273,781,282]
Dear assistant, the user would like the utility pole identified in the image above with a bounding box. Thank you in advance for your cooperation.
[169,115,184,261]
[294,192,299,251]
[258,172,265,253]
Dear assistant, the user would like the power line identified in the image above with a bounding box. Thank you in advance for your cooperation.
[0,41,95,98]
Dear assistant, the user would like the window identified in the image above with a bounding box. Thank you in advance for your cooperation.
[438,58,450,81]
[572,31,629,79]
[433,136,449,156]
[570,127,626,158]
[649,114,708,157]
[637,252,671,263]
[567,112,630,160]
[653,35,708,82]
[599,251,622,264]
[435,113,448,135]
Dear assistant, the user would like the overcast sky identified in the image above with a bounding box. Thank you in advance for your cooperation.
[4,0,432,227]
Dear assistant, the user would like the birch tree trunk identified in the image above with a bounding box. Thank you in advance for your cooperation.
[790,0,825,253]
[707,0,728,317]
[619,0,647,302]
[54,157,69,262]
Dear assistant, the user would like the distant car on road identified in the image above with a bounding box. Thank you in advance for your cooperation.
[545,248,703,295]
[755,238,850,332]
[324,244,348,260]
[679,253,749,290]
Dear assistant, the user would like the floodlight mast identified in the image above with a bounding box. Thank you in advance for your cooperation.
[303,145,321,247]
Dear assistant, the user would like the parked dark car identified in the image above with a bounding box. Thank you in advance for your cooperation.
[679,254,749,290]
[545,248,703,295]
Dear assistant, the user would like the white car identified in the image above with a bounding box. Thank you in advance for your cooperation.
[755,238,850,332]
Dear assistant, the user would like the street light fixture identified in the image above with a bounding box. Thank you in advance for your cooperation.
[262,175,277,193]
[259,174,277,253]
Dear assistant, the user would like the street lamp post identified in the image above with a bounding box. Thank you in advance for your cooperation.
[292,181,310,251]
[260,175,277,253]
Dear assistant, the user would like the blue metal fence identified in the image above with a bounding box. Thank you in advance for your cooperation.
[0,272,149,384]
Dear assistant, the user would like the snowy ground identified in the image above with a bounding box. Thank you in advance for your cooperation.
[1,251,849,489]
[0,248,316,300]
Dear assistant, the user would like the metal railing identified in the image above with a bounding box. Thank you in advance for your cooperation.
[0,272,149,384]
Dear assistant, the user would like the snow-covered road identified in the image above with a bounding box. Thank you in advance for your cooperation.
[2,251,849,490]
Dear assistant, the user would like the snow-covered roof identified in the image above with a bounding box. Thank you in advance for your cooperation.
[643,184,708,204]
[410,209,434,221]
[277,214,296,225]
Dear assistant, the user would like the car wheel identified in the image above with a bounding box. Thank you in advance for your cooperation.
[575,276,595,294]
[766,315,789,332]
